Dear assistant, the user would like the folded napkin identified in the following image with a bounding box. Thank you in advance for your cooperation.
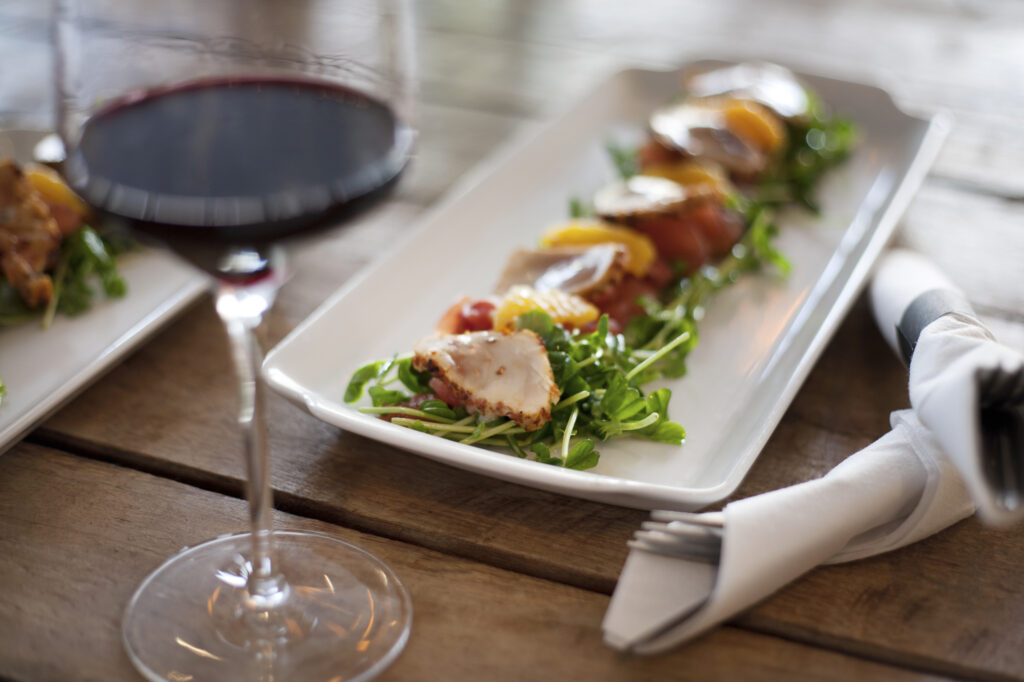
[871,249,1024,526]
[603,410,974,653]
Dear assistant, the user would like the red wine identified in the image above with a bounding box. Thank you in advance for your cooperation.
[66,77,412,276]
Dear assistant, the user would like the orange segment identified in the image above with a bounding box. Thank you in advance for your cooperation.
[493,285,599,332]
[539,219,656,277]
[640,159,734,197]
[24,163,90,217]
[722,99,787,153]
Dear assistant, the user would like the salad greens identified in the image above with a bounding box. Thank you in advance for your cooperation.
[621,198,789,383]
[607,141,640,180]
[344,199,793,472]
[344,82,854,471]
[0,224,129,329]
[0,218,130,407]
[347,311,687,471]
[754,91,857,211]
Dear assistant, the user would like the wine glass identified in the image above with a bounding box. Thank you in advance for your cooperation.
[55,1,415,680]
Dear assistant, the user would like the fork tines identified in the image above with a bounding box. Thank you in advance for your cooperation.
[629,512,724,563]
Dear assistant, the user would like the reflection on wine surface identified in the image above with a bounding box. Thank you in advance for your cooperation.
[66,76,413,272]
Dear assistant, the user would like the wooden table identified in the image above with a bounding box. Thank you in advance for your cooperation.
[3,1,1024,680]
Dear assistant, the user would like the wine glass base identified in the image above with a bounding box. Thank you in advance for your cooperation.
[123,530,411,682]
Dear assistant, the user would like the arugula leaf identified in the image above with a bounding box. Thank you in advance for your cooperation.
[644,420,687,444]
[80,227,125,297]
[606,141,639,179]
[419,399,460,421]
[396,357,432,394]
[56,226,127,316]
[0,281,38,327]
[368,386,410,407]
[634,389,686,444]
[345,361,385,402]
[755,92,856,212]
[568,197,594,219]
[565,439,599,470]
[531,442,563,466]
[516,309,556,341]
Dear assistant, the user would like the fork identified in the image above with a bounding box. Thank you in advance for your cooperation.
[627,510,724,563]
[978,362,1024,515]
[974,360,1024,509]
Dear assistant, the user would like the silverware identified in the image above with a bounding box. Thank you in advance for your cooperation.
[980,400,1024,515]
[605,510,724,651]
[871,248,1024,526]
[627,511,724,563]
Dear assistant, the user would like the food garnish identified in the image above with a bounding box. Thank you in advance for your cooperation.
[0,159,128,328]
[413,329,560,431]
[494,243,629,299]
[346,61,854,470]
[0,156,130,404]
[492,286,599,332]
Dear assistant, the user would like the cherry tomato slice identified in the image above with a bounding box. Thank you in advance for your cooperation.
[458,299,495,332]
[633,218,709,274]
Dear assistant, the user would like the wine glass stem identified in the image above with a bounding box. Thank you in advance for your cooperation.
[216,277,286,605]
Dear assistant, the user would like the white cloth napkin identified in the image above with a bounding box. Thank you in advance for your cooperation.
[603,410,974,653]
[910,313,1024,526]
[871,248,1024,526]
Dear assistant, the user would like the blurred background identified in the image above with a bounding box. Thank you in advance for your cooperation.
[2,0,1021,333]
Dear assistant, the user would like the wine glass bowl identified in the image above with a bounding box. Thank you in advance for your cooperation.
[62,75,413,277]
[55,2,415,680]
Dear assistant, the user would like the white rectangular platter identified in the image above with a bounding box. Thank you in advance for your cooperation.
[0,130,209,455]
[263,62,950,510]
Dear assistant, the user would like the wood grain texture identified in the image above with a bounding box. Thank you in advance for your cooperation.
[0,444,948,682]
[410,0,1024,195]
[4,0,1024,194]
[37,292,1024,679]
[32,9,1024,666]
[5,0,1024,680]
[895,184,1024,325]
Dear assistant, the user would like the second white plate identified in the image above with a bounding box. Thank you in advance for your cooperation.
[264,62,949,510]
[0,131,209,455]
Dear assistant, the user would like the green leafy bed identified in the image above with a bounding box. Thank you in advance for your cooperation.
[0,224,130,407]
[346,198,795,471]
[347,93,854,471]
[0,225,129,329]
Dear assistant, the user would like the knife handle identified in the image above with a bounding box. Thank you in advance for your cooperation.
[870,249,976,364]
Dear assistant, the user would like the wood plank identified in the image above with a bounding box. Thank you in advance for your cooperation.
[0,444,945,682]
[4,0,1023,678]
[414,0,1024,116]
[395,102,533,206]
[408,0,1024,197]
[895,184,1024,324]
[29,52,1023,671]
[26,39,1024,675]
[36,287,1024,679]
[738,517,1024,682]
[4,1,1024,199]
